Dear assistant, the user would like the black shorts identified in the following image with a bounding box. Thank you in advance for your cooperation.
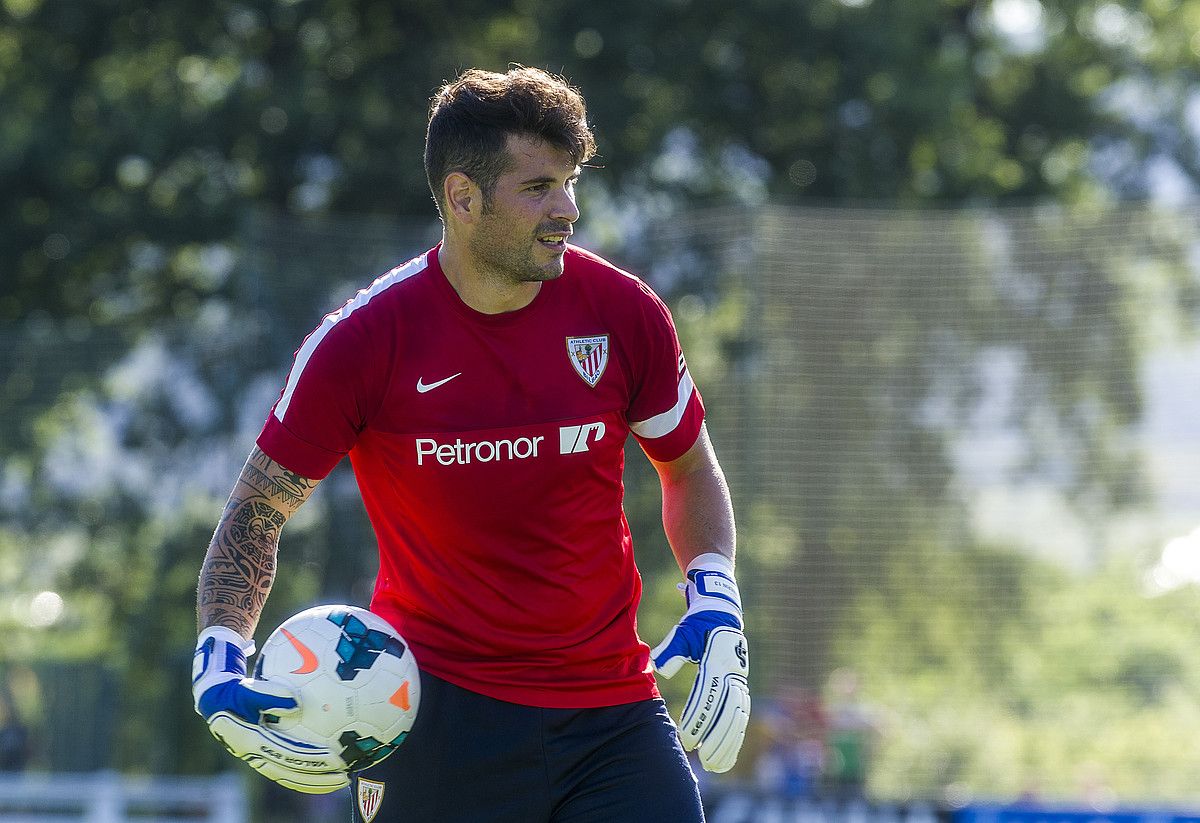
[350,670,705,823]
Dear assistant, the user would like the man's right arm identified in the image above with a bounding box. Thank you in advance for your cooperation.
[192,447,350,794]
[197,446,320,638]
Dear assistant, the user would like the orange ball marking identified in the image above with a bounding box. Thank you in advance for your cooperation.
[389,680,411,712]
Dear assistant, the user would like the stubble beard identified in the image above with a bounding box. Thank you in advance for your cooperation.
[470,211,564,286]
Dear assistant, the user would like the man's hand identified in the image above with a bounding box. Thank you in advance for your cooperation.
[651,553,750,774]
[192,625,349,794]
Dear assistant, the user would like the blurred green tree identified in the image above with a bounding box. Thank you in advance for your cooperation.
[3,0,1192,345]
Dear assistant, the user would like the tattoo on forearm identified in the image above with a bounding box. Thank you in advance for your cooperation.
[198,449,318,635]
[242,463,311,509]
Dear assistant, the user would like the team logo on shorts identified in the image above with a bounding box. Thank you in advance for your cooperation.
[566,335,609,387]
[357,777,385,822]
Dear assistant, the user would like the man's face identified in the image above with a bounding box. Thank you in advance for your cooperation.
[468,134,581,284]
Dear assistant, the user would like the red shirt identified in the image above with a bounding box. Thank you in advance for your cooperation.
[257,244,704,708]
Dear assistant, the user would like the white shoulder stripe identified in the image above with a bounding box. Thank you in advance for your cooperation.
[274,252,429,423]
[630,368,696,440]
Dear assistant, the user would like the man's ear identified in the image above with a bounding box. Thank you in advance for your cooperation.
[444,172,479,224]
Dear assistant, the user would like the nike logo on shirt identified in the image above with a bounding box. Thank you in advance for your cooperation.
[417,373,462,393]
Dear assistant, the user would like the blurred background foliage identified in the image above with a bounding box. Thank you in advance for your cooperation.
[3,0,1200,810]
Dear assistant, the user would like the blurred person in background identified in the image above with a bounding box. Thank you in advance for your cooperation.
[0,678,29,772]
[823,668,879,802]
[753,687,827,801]
[189,66,750,822]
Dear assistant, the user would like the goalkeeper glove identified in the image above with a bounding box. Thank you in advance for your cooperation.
[192,625,349,794]
[650,552,750,774]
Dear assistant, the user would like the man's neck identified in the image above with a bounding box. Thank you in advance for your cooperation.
[437,236,541,315]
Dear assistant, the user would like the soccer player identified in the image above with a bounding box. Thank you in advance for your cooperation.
[190,66,750,822]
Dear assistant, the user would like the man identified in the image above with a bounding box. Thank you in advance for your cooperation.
[191,66,749,822]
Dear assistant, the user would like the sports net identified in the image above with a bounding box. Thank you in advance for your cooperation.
[5,201,1200,806]
[235,202,1200,801]
[635,203,1200,803]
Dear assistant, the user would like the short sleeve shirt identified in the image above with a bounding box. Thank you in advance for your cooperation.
[257,245,704,708]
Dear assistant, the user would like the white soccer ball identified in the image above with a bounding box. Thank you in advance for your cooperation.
[255,604,420,772]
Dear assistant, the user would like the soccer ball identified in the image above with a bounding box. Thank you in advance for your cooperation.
[255,604,420,772]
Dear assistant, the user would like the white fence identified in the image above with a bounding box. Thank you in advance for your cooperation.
[0,772,247,823]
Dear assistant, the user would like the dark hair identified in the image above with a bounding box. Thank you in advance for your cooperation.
[424,66,596,214]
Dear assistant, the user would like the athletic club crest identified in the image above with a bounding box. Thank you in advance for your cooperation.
[566,335,609,387]
[357,778,385,822]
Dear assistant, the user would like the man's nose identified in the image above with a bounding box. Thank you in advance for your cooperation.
[550,187,580,223]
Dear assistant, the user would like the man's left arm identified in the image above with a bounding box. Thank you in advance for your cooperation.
[646,423,750,774]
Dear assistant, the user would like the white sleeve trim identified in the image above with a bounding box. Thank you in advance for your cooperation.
[630,368,695,440]
[273,252,427,423]
[274,312,336,423]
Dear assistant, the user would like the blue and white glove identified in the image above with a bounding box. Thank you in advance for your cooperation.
[192,625,349,794]
[651,553,750,773]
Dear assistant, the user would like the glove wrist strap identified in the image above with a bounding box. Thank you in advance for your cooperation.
[684,553,743,622]
[686,552,734,576]
[197,624,255,656]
